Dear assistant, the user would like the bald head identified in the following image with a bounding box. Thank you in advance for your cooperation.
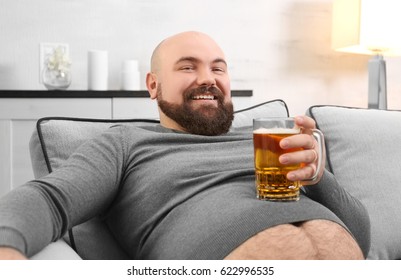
[145,31,233,135]
[150,31,226,74]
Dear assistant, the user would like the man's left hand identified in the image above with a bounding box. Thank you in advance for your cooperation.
[278,115,325,185]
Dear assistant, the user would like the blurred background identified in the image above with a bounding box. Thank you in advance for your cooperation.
[1,0,401,115]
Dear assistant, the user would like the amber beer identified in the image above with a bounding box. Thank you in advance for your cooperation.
[253,118,302,201]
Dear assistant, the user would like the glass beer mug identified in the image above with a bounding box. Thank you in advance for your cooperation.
[253,117,324,201]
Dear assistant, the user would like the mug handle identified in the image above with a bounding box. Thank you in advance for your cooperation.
[302,129,325,183]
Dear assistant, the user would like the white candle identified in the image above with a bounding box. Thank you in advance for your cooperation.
[121,60,140,90]
[88,50,108,90]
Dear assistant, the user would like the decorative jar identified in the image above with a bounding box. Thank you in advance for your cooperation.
[42,46,71,90]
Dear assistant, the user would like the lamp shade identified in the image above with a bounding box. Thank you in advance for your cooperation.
[332,0,401,56]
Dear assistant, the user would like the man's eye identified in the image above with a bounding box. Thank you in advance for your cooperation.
[180,66,194,71]
[213,67,225,73]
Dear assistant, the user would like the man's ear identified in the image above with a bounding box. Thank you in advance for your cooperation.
[146,72,158,100]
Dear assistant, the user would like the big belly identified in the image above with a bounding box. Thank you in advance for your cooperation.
[224,219,363,259]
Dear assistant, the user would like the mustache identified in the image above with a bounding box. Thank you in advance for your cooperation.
[185,86,225,100]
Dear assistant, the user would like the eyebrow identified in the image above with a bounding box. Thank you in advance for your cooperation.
[175,56,227,66]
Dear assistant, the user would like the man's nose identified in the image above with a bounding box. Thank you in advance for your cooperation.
[197,68,216,86]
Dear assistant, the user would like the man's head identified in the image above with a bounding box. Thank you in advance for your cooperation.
[146,31,234,136]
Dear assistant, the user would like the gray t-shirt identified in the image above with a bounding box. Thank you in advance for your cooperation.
[0,124,370,258]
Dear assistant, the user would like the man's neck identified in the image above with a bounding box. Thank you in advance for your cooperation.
[158,111,188,133]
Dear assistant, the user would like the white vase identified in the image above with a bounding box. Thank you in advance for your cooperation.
[42,67,71,90]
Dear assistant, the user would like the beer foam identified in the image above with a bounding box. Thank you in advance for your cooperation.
[253,127,300,134]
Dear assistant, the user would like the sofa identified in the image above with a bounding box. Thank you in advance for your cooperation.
[28,99,401,260]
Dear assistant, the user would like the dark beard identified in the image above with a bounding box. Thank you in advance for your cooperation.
[157,85,234,136]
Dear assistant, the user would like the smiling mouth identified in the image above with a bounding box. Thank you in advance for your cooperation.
[191,94,217,100]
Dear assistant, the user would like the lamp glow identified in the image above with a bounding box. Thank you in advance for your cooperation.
[331,0,401,109]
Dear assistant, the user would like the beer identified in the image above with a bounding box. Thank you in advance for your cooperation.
[253,128,302,201]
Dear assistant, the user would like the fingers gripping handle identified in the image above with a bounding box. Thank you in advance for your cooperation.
[303,129,325,183]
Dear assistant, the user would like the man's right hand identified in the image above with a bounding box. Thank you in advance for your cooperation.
[0,247,27,260]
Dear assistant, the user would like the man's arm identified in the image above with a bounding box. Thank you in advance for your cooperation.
[0,126,128,258]
[303,170,371,258]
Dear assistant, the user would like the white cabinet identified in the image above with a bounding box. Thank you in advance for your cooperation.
[112,98,159,119]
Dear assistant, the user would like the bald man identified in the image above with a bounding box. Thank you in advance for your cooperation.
[0,31,369,260]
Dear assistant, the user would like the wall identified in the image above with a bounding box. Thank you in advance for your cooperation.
[1,0,401,115]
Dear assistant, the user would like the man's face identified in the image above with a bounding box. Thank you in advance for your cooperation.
[148,32,234,135]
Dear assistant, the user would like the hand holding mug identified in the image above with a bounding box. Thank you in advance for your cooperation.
[278,116,325,185]
[253,116,325,201]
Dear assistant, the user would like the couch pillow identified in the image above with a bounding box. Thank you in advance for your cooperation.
[308,105,401,260]
[232,99,289,128]
[30,118,160,179]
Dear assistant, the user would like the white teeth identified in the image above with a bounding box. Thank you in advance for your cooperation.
[192,95,215,100]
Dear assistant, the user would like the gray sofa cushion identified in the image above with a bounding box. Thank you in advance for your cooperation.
[308,105,401,260]
[29,99,288,259]
[30,119,159,180]
[231,99,289,128]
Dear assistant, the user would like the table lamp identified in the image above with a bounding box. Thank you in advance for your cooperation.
[331,0,401,109]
